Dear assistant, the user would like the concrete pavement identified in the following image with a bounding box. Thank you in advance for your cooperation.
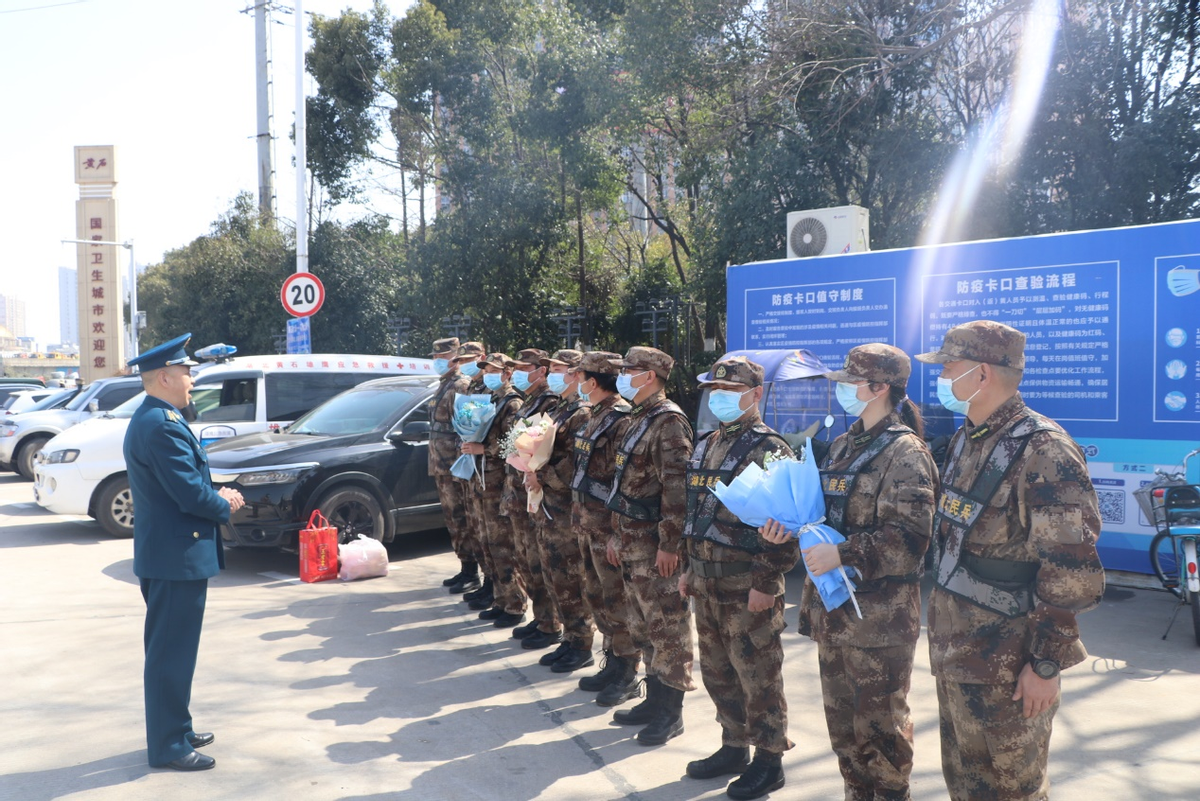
[1,472,1197,800]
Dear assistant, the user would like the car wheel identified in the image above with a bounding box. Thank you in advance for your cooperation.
[315,486,387,544]
[96,477,135,538]
[15,436,50,480]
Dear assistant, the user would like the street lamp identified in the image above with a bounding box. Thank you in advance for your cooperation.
[61,238,140,358]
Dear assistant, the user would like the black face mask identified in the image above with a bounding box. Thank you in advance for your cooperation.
[181,402,198,423]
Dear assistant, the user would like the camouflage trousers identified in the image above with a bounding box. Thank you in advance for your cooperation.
[622,553,696,692]
[573,502,641,662]
[936,677,1055,801]
[694,591,792,753]
[511,511,559,633]
[480,471,526,615]
[535,492,593,649]
[461,478,491,576]
[435,474,473,563]
[818,643,916,801]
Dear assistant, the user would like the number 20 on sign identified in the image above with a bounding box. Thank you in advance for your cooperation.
[281,272,325,318]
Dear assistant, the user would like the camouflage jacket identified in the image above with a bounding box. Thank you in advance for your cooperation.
[684,412,800,599]
[501,381,559,516]
[427,371,470,476]
[480,384,524,490]
[928,393,1105,683]
[571,393,631,530]
[537,396,592,501]
[609,390,694,558]
[799,410,937,648]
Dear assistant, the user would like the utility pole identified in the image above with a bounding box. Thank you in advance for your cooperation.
[243,2,277,219]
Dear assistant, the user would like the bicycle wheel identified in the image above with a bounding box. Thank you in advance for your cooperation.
[1149,530,1184,598]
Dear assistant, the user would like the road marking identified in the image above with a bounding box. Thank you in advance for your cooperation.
[259,571,303,584]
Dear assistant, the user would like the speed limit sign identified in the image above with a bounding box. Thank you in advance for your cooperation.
[281,272,325,318]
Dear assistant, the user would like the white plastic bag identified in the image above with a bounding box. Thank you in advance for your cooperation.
[338,535,389,581]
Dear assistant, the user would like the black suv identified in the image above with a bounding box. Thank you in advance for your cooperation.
[206,376,442,548]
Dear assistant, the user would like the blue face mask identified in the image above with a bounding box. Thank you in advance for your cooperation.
[483,372,503,391]
[616,371,646,401]
[936,364,981,416]
[547,373,568,395]
[512,370,535,392]
[578,386,591,403]
[836,382,872,417]
[707,389,750,423]
[433,358,451,375]
[461,362,481,378]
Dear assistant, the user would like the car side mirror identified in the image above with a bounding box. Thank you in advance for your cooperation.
[389,420,431,443]
[87,399,100,413]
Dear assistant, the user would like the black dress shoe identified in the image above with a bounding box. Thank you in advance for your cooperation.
[478,606,505,620]
[163,751,215,771]
[186,732,214,749]
[521,629,563,650]
[539,641,573,666]
[492,611,524,628]
[550,647,596,673]
[512,619,540,639]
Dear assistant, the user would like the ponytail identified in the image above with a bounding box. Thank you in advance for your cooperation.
[889,385,924,439]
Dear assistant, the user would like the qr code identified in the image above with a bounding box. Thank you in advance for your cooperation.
[1097,490,1125,525]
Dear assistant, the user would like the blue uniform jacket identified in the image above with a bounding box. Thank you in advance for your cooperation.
[124,395,228,580]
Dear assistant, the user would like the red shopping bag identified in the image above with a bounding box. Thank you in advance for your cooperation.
[299,510,339,583]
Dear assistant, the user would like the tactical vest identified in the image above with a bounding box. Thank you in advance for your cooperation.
[428,377,460,438]
[820,424,920,588]
[683,423,780,554]
[933,414,1055,618]
[607,400,687,521]
[571,403,630,504]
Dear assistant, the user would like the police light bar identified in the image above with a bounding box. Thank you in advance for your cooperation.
[195,344,238,362]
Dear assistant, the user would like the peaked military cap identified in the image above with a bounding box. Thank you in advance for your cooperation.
[824,343,911,386]
[514,348,549,366]
[428,337,460,357]
[541,349,583,368]
[127,333,199,372]
[577,351,623,374]
[915,320,1026,370]
[698,356,764,388]
[478,352,517,369]
[610,346,674,381]
[454,341,486,360]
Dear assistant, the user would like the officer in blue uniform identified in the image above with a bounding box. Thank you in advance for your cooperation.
[124,334,244,771]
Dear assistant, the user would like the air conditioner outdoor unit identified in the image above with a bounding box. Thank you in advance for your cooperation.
[786,205,870,258]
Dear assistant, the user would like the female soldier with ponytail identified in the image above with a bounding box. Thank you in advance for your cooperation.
[763,343,937,801]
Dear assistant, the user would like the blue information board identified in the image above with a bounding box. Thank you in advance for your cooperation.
[727,218,1200,573]
[286,317,311,355]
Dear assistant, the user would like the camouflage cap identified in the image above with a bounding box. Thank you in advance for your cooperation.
[428,337,460,357]
[915,320,1026,370]
[824,343,911,386]
[698,356,764,388]
[453,341,486,361]
[577,351,623,375]
[514,348,549,367]
[477,352,517,369]
[541,349,583,368]
[610,346,674,381]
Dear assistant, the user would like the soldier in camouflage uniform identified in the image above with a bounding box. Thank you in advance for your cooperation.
[681,357,800,801]
[503,348,562,647]
[453,343,495,609]
[526,349,598,672]
[427,337,479,593]
[460,353,528,628]
[766,343,937,801]
[915,321,1105,801]
[568,352,643,703]
[606,346,696,747]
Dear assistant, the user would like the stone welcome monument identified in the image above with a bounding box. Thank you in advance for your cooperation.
[73,145,125,382]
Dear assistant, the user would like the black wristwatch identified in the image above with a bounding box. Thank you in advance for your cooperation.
[1031,658,1060,680]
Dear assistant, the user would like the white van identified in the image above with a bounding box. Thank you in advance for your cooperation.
[33,352,435,536]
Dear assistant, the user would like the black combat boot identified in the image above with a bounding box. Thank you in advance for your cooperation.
[463,577,492,603]
[442,568,467,587]
[596,659,642,707]
[636,684,683,745]
[577,650,616,691]
[448,562,480,594]
[612,675,658,724]
[539,641,573,666]
[686,744,751,780]
[512,619,540,640]
[551,647,595,673]
[726,749,784,800]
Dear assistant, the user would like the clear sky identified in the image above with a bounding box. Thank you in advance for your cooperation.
[0,0,409,347]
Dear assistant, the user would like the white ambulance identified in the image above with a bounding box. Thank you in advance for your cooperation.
[33,349,435,537]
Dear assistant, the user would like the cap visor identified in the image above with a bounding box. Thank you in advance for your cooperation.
[608,359,633,369]
[913,350,953,364]
[822,369,867,382]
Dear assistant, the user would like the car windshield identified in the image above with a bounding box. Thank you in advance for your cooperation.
[26,389,74,412]
[111,392,146,418]
[289,385,421,436]
[63,386,98,411]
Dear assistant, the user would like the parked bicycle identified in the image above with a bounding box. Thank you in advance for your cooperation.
[1139,447,1200,645]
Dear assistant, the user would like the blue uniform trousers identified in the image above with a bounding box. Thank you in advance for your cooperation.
[140,577,207,766]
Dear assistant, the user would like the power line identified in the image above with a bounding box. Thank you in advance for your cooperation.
[0,0,87,14]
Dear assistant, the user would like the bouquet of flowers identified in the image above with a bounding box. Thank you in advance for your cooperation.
[501,413,558,513]
[711,439,861,617]
[449,394,497,484]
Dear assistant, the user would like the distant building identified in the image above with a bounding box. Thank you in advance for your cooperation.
[59,267,79,346]
[0,295,27,337]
